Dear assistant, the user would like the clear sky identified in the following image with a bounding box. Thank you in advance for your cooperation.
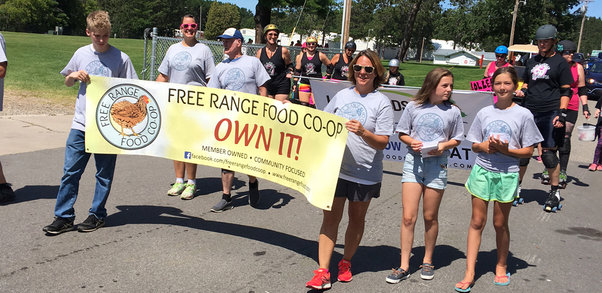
[222,0,602,19]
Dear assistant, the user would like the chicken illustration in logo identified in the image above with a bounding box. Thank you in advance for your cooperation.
[110,95,150,136]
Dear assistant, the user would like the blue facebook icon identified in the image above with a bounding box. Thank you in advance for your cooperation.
[184,151,192,159]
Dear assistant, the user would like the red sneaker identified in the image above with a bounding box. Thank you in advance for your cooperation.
[589,163,598,171]
[598,165,602,171]
[337,259,353,282]
[306,268,331,289]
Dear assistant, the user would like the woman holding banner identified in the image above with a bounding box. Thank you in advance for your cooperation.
[483,46,511,78]
[156,14,215,200]
[305,49,394,290]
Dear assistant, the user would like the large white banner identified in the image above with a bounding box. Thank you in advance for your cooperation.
[311,79,494,169]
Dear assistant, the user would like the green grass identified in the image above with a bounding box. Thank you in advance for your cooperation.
[2,31,484,104]
[2,31,144,101]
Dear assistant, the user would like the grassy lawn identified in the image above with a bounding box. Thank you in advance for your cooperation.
[2,31,485,105]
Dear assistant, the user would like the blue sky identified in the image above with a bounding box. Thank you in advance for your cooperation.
[223,0,602,19]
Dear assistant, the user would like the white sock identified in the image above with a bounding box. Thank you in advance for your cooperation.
[175,178,184,184]
[187,179,196,185]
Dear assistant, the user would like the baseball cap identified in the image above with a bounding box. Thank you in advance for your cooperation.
[217,28,243,41]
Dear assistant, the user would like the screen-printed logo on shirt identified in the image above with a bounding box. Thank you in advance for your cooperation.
[337,102,367,125]
[531,63,551,80]
[485,120,512,143]
[86,60,110,76]
[172,51,192,71]
[415,113,444,142]
[224,68,245,90]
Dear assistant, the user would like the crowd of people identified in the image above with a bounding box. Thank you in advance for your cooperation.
[0,10,600,292]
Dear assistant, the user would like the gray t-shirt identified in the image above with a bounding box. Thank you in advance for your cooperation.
[396,101,464,155]
[158,41,215,86]
[60,44,138,131]
[324,87,394,184]
[467,104,543,173]
[0,33,6,112]
[207,55,270,94]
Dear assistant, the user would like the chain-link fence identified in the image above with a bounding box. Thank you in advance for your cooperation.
[141,27,343,81]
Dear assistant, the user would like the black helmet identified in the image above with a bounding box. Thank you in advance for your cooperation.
[557,40,577,53]
[535,24,557,40]
[344,41,356,50]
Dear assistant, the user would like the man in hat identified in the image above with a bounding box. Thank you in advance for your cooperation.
[207,28,271,212]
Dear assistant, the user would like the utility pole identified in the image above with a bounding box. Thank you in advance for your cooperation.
[509,0,520,46]
[577,0,588,53]
[341,0,351,49]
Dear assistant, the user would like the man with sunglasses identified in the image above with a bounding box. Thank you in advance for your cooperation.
[157,14,215,200]
[514,24,574,213]
[207,28,270,212]
[256,24,293,101]
[484,45,511,78]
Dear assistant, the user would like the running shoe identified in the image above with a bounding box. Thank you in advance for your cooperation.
[167,182,186,196]
[386,267,410,284]
[588,163,597,171]
[337,259,352,282]
[180,183,196,200]
[306,268,331,289]
[420,263,435,280]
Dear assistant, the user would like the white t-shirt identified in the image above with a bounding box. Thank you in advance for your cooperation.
[60,44,138,131]
[0,33,7,111]
[396,100,464,155]
[207,55,270,94]
[158,41,215,86]
[324,87,394,184]
[467,104,543,173]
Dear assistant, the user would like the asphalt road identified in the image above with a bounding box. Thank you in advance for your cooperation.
[1,108,601,292]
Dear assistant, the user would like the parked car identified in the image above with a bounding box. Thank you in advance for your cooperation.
[585,61,602,100]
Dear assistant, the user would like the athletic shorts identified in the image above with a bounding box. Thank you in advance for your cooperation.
[533,110,565,149]
[566,109,578,124]
[334,178,381,202]
[401,152,448,190]
[266,78,291,96]
[299,83,311,93]
[465,165,518,203]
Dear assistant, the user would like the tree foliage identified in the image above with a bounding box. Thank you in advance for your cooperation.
[204,2,241,40]
[0,0,68,33]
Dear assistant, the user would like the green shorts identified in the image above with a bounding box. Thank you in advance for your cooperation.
[465,165,518,203]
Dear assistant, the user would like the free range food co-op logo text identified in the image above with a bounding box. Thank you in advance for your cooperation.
[96,83,161,150]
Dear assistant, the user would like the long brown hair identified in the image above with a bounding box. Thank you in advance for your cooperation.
[414,68,454,105]
[348,49,385,90]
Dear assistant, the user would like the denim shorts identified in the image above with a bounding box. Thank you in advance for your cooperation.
[401,152,448,190]
[533,110,565,149]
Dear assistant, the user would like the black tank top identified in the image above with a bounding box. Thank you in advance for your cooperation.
[332,53,351,81]
[260,46,286,81]
[301,52,323,79]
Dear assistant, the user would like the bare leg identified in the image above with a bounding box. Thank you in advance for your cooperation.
[493,201,512,276]
[185,163,197,181]
[0,162,7,184]
[342,200,371,261]
[173,160,185,179]
[459,196,488,285]
[400,182,424,271]
[299,91,311,104]
[422,187,444,265]
[222,170,234,195]
[318,197,346,269]
[274,94,289,102]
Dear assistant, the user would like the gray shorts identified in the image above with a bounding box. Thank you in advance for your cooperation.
[334,178,381,202]
[401,152,448,190]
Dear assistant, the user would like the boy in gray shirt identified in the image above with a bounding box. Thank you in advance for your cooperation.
[42,10,138,235]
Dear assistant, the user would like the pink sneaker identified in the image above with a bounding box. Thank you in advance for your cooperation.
[337,259,353,282]
[589,164,598,171]
[306,268,331,289]
[598,165,602,171]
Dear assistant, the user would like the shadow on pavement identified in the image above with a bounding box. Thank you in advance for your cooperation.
[229,188,295,210]
[472,250,533,282]
[9,185,59,204]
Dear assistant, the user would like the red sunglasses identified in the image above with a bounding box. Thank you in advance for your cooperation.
[180,23,198,30]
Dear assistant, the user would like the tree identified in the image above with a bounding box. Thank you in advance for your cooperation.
[205,2,240,40]
[0,0,67,33]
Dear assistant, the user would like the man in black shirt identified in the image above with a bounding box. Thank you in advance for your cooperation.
[515,24,573,212]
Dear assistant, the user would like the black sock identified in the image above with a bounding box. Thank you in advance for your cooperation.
[551,185,559,191]
[222,193,231,201]
[249,180,258,189]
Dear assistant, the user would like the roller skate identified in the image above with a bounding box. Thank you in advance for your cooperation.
[512,185,524,206]
[543,189,562,212]
[540,168,550,185]
[559,171,568,189]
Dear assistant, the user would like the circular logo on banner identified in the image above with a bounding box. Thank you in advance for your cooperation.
[96,84,161,150]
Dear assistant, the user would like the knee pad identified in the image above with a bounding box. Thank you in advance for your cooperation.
[519,157,530,166]
[558,137,571,155]
[541,150,558,169]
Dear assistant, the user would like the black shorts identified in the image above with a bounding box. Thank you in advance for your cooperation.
[566,109,578,124]
[334,178,381,202]
[266,78,291,96]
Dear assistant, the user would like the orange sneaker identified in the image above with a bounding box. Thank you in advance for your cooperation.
[589,163,598,171]
[306,268,331,289]
[337,259,353,282]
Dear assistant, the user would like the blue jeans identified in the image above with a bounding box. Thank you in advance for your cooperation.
[54,129,117,220]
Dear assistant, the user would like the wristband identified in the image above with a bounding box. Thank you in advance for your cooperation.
[558,109,567,124]
[521,88,527,96]
[583,104,590,114]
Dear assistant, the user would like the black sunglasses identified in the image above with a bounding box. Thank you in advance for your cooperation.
[352,65,374,73]
[495,54,506,58]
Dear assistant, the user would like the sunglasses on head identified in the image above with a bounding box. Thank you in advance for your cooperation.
[180,23,198,30]
[562,50,575,55]
[352,65,374,73]
[495,54,506,58]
